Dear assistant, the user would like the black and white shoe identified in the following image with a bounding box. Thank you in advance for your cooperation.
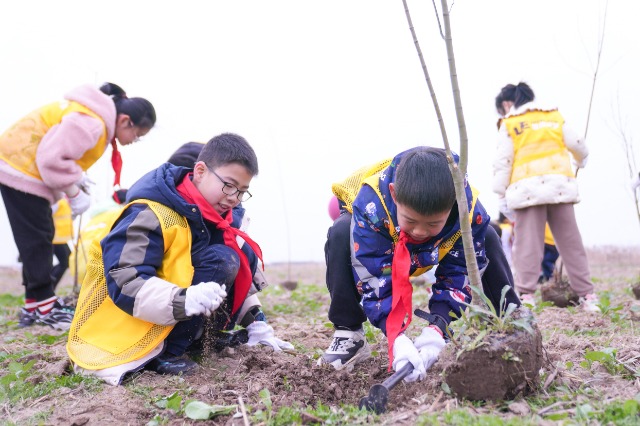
[317,328,371,371]
[18,308,40,328]
[147,354,198,376]
[37,300,74,331]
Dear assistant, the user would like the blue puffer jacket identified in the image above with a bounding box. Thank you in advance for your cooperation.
[350,149,489,335]
[101,163,257,317]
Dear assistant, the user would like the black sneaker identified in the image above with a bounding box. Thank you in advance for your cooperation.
[147,354,198,375]
[37,300,74,331]
[317,328,371,371]
[18,308,40,328]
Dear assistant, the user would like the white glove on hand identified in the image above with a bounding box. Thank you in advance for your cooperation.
[185,282,227,317]
[392,334,426,383]
[246,321,294,351]
[77,173,96,194]
[631,174,640,192]
[67,188,92,218]
[498,197,516,222]
[414,326,446,371]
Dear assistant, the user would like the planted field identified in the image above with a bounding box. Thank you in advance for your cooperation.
[0,247,639,425]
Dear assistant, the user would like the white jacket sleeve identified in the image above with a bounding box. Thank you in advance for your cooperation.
[492,124,515,197]
[563,123,589,166]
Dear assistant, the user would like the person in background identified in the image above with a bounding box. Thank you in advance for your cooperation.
[492,81,599,312]
[539,224,559,283]
[0,82,156,329]
[67,133,292,385]
[51,198,73,289]
[318,147,520,380]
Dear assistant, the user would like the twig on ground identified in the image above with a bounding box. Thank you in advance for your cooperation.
[237,396,249,426]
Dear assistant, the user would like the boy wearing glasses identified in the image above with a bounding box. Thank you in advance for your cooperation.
[67,133,292,385]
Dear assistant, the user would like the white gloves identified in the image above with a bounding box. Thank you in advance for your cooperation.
[631,173,640,192]
[392,334,425,383]
[77,173,96,194]
[414,326,446,371]
[67,189,91,218]
[498,197,515,222]
[246,321,294,351]
[185,282,227,317]
[392,326,446,383]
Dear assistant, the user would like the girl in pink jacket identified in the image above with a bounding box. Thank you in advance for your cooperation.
[0,82,156,330]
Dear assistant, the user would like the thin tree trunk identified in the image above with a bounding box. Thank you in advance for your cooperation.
[401,0,481,288]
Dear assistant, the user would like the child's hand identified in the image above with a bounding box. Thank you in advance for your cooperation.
[185,282,227,317]
[246,321,294,351]
[414,325,446,371]
[392,334,425,382]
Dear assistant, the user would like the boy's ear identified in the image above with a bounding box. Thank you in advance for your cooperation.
[192,161,207,182]
[389,182,397,203]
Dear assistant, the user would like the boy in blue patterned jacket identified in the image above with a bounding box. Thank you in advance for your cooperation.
[318,147,520,382]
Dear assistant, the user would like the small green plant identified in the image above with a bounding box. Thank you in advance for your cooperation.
[448,285,536,359]
[579,348,638,379]
[252,388,273,423]
[596,291,624,321]
[152,391,236,421]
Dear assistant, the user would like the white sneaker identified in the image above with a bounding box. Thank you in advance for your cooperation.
[519,293,536,308]
[580,293,601,313]
[317,328,371,371]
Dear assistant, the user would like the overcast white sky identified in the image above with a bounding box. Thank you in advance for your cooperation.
[1,0,639,266]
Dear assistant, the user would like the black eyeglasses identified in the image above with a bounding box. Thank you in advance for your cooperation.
[208,167,252,202]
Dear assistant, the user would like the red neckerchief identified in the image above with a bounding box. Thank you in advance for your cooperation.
[386,230,417,371]
[176,173,264,315]
[111,139,123,202]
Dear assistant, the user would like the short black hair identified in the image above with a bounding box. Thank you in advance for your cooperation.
[197,133,259,176]
[167,142,205,168]
[394,147,455,215]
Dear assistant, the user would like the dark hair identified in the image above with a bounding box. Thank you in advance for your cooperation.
[394,147,455,215]
[99,82,156,129]
[197,133,259,176]
[495,82,535,114]
[167,142,205,168]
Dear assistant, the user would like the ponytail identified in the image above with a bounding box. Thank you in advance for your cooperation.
[100,82,156,129]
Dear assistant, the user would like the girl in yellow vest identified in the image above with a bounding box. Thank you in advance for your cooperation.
[0,83,156,330]
[492,82,599,312]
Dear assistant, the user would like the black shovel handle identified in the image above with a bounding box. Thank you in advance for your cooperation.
[382,362,414,389]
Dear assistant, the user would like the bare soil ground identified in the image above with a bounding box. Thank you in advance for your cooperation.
[1,246,640,425]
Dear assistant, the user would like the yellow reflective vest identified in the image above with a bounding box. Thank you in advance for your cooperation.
[52,199,73,244]
[67,200,194,370]
[0,100,108,180]
[503,109,573,185]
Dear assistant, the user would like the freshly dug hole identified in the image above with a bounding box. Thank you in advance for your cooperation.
[541,277,579,307]
[440,318,543,401]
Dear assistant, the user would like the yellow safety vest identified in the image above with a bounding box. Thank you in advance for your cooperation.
[52,199,73,244]
[544,223,555,246]
[0,100,108,180]
[503,109,573,184]
[69,205,124,284]
[67,200,195,370]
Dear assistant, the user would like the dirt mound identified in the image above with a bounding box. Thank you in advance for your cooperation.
[541,277,579,307]
[440,315,543,401]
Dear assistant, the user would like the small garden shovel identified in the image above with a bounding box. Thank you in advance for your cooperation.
[358,363,413,414]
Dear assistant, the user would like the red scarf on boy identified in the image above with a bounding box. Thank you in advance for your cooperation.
[176,173,264,315]
[386,231,416,370]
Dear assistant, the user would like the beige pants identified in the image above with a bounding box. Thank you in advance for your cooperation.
[513,203,593,296]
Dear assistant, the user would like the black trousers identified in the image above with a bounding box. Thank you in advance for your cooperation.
[52,243,72,289]
[0,184,55,301]
[324,212,521,329]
